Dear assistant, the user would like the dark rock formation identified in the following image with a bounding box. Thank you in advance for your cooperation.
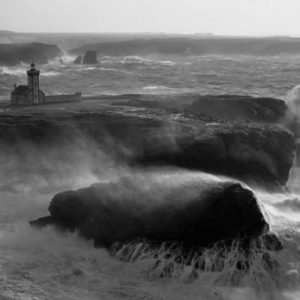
[287,117,300,165]
[82,50,98,64]
[30,216,53,228]
[109,231,282,279]
[0,105,295,189]
[74,55,82,64]
[70,37,300,56]
[185,95,287,123]
[0,42,63,66]
[296,140,300,166]
[31,175,268,248]
[154,121,295,189]
[284,117,299,165]
[111,94,288,124]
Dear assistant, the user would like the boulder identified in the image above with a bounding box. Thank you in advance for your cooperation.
[82,50,98,64]
[31,173,268,248]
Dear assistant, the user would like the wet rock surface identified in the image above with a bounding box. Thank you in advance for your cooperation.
[32,175,268,248]
[73,55,82,64]
[0,98,295,189]
[82,50,98,64]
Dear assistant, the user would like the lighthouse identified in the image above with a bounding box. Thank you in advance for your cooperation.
[27,62,40,104]
[11,63,45,105]
[10,62,80,106]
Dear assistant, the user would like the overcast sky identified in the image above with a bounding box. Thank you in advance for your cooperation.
[0,0,299,36]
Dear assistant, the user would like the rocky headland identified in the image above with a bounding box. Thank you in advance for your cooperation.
[0,42,63,66]
[0,94,295,253]
[0,97,295,189]
[70,37,300,56]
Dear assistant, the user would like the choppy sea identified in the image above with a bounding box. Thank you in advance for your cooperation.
[1,54,300,99]
[0,54,299,300]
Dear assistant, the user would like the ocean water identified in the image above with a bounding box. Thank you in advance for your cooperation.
[1,54,300,99]
[0,55,299,300]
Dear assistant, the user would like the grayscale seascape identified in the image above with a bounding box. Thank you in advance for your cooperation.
[0,2,300,300]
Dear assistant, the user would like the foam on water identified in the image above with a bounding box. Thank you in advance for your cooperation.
[0,193,299,299]
[40,70,61,77]
[0,55,300,299]
[0,163,299,300]
[2,54,299,97]
[143,85,172,90]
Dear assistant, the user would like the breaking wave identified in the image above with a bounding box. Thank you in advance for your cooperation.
[0,132,298,300]
[40,70,61,77]
[1,54,300,299]
[143,85,172,90]
[285,85,300,119]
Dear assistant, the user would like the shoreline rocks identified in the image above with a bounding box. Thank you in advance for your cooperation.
[0,103,295,190]
[31,174,269,248]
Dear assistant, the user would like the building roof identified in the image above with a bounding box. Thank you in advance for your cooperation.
[11,85,31,95]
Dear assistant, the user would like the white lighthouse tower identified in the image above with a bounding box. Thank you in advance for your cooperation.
[27,62,40,104]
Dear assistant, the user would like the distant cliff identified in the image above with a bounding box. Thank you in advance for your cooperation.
[70,37,300,56]
[0,42,63,65]
[74,50,98,64]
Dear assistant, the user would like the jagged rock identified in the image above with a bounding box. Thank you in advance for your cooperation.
[82,50,98,64]
[297,140,300,166]
[74,55,82,64]
[260,232,283,251]
[31,174,268,248]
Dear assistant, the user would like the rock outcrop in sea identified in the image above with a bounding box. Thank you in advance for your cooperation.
[73,55,82,64]
[73,51,98,65]
[31,175,269,248]
[82,50,98,64]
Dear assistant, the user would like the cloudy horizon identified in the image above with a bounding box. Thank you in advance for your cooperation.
[1,0,300,37]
